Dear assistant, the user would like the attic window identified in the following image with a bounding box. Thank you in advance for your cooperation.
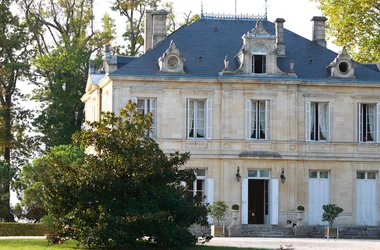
[252,45,267,74]
[338,61,349,74]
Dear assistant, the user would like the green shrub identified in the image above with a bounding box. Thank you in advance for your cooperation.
[322,204,344,227]
[0,222,48,236]
[297,205,305,211]
[208,201,228,225]
[231,204,239,210]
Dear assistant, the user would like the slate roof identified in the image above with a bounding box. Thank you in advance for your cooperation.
[112,18,380,82]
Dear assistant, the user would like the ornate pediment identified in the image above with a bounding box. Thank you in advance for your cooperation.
[158,40,186,74]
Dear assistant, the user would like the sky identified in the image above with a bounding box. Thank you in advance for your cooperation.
[93,0,340,53]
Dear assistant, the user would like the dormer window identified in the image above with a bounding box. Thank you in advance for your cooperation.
[252,45,267,74]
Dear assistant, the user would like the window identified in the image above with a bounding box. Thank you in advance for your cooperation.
[187,99,212,139]
[246,100,270,140]
[309,171,329,179]
[305,102,330,141]
[358,103,380,143]
[132,97,156,138]
[251,45,267,74]
[357,171,376,180]
[248,169,270,179]
[187,169,206,197]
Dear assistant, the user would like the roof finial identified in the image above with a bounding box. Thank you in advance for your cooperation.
[265,0,268,20]
[201,0,204,18]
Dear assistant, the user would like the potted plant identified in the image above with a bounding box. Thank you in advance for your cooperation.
[322,204,343,239]
[231,204,240,224]
[296,205,305,226]
[208,201,228,237]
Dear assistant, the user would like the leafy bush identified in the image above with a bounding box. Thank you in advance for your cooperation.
[297,205,305,211]
[40,102,208,249]
[0,223,48,236]
[322,204,344,227]
[208,201,228,225]
[231,204,239,211]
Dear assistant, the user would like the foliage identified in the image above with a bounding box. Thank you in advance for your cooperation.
[0,161,16,221]
[164,2,200,33]
[208,201,228,226]
[315,0,380,63]
[231,204,239,211]
[0,222,47,236]
[296,205,305,211]
[322,204,343,227]
[0,0,36,221]
[20,0,115,149]
[13,145,84,223]
[40,102,208,249]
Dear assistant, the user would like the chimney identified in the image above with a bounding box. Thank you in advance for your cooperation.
[89,60,95,74]
[144,9,153,52]
[311,16,327,47]
[275,18,286,56]
[152,10,168,47]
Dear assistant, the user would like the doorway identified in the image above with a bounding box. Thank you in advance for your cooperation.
[248,179,269,224]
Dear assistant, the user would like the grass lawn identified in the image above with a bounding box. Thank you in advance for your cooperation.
[0,239,265,250]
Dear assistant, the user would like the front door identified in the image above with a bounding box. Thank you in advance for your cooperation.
[308,170,330,225]
[242,169,278,225]
[356,171,377,226]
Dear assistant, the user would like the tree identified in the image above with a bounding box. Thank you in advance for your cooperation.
[20,0,115,149]
[111,0,161,56]
[13,145,84,222]
[207,201,228,226]
[0,0,35,221]
[315,0,380,63]
[40,102,208,248]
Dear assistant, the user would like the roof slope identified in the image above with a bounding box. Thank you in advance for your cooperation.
[112,18,380,82]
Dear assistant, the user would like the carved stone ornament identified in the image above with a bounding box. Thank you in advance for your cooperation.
[245,20,273,38]
[158,40,185,74]
[327,47,355,79]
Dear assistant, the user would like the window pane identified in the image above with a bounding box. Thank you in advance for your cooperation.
[137,99,145,114]
[197,169,206,177]
[309,171,317,178]
[196,180,205,198]
[368,172,376,180]
[357,172,365,179]
[187,180,194,195]
[260,170,270,178]
[320,171,329,179]
[248,170,258,177]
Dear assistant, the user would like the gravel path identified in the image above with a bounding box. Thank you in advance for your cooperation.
[202,237,380,250]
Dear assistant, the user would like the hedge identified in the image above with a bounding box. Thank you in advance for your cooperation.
[0,223,48,236]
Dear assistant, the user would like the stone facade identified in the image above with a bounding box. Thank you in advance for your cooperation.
[82,13,380,229]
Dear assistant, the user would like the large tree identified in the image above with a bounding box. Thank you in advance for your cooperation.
[0,0,35,221]
[315,0,380,63]
[20,0,115,149]
[41,102,208,248]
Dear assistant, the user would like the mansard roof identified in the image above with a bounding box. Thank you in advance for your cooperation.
[112,18,380,82]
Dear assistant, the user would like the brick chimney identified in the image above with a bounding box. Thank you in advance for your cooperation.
[152,10,168,47]
[275,18,286,56]
[311,16,327,47]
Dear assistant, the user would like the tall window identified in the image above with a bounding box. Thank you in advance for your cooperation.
[133,97,156,138]
[187,99,212,139]
[252,45,267,74]
[187,169,206,198]
[305,102,330,141]
[358,103,380,143]
[246,100,270,140]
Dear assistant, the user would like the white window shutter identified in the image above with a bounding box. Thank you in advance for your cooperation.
[305,101,311,141]
[187,99,191,139]
[327,103,330,141]
[131,96,137,104]
[265,100,270,140]
[149,99,157,138]
[242,178,248,224]
[377,103,380,143]
[358,103,363,142]
[246,100,251,140]
[206,98,212,139]
[205,178,214,224]
[269,179,279,225]
[180,181,187,187]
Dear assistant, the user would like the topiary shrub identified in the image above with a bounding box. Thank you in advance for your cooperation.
[0,223,48,236]
[322,204,344,227]
[297,205,305,211]
[231,204,239,211]
[208,201,228,226]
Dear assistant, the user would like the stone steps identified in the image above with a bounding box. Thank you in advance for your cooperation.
[241,225,295,237]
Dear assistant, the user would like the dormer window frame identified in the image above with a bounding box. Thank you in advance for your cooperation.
[251,45,268,74]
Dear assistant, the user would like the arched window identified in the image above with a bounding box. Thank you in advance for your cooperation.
[252,45,267,74]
